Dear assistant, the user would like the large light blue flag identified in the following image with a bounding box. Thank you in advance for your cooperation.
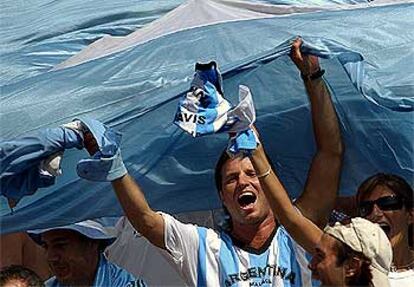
[1,0,412,233]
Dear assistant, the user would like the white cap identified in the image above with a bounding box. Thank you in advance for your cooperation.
[324,217,392,287]
[28,218,118,246]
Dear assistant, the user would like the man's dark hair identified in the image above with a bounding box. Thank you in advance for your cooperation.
[0,265,44,287]
[335,241,372,287]
[214,150,231,194]
[214,150,233,232]
[357,173,413,247]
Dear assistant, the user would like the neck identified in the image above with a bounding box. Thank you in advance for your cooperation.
[392,238,414,270]
[231,214,277,250]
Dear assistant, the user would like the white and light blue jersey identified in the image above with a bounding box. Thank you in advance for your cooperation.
[160,213,316,287]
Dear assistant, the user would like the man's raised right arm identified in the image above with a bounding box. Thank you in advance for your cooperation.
[111,174,165,249]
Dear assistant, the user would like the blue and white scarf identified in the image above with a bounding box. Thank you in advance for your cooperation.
[174,62,258,154]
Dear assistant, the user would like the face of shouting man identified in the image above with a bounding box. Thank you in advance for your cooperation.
[219,154,273,228]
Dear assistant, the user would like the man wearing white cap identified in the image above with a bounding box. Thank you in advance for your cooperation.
[319,218,393,286]
[29,219,146,287]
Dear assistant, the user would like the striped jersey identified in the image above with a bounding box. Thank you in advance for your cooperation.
[159,213,317,287]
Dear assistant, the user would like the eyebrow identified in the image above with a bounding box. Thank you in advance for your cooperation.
[43,236,70,245]
[224,172,239,179]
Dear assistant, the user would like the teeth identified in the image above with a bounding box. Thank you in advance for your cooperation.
[238,192,254,199]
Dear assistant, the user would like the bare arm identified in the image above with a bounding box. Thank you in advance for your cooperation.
[250,143,323,254]
[111,174,165,249]
[83,132,166,249]
[291,39,344,228]
[335,195,358,217]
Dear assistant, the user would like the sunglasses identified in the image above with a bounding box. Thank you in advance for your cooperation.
[358,196,404,217]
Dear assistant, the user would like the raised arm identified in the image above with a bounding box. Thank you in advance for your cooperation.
[291,38,344,228]
[111,174,165,249]
[250,142,323,254]
[83,132,165,249]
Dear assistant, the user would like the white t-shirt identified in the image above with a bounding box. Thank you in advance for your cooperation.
[106,211,217,286]
[388,269,414,287]
[159,213,316,287]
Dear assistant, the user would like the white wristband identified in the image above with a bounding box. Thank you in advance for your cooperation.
[257,167,272,179]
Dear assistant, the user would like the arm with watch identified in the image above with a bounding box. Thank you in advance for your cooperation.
[251,38,344,239]
[290,38,344,229]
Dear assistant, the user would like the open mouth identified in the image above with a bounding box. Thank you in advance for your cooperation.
[237,192,257,208]
[378,222,391,235]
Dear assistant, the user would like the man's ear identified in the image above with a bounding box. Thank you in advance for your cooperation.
[344,256,363,278]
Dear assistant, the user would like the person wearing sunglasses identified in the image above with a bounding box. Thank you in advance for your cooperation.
[356,173,414,287]
[335,173,413,286]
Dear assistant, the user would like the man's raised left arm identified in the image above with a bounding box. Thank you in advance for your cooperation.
[291,38,344,228]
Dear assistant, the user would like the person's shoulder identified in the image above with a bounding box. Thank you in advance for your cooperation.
[160,211,216,231]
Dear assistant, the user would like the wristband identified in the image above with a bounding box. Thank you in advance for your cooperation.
[257,166,272,179]
[301,69,325,82]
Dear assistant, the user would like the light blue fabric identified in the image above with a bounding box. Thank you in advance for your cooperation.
[227,129,258,155]
[174,62,258,154]
[0,117,125,205]
[0,127,83,203]
[174,61,231,136]
[77,150,127,182]
[45,254,146,287]
[0,1,412,233]
[75,117,127,181]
